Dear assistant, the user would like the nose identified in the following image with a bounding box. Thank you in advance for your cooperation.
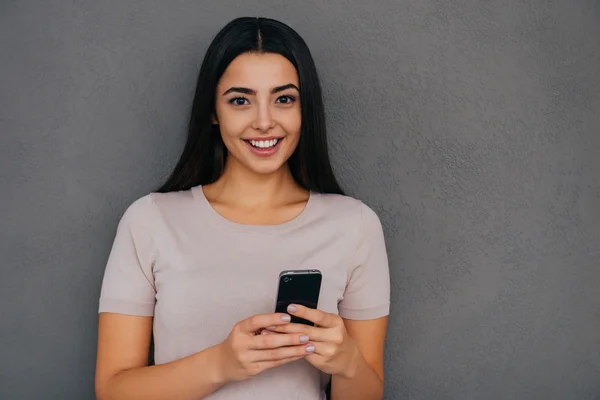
[252,103,275,132]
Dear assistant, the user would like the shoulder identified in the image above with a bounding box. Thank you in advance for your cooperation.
[148,188,196,213]
[119,188,196,228]
[314,192,361,214]
[118,194,155,226]
[313,192,382,230]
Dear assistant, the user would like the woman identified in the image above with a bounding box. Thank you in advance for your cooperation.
[95,16,390,400]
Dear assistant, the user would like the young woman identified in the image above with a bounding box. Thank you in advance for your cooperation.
[95,16,390,400]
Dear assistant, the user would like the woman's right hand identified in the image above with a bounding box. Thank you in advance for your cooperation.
[215,313,314,383]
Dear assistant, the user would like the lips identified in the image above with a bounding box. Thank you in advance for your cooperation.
[248,138,280,149]
[243,137,284,158]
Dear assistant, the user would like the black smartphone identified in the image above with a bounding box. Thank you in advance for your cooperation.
[275,269,322,326]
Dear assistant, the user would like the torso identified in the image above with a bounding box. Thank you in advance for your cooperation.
[146,185,365,400]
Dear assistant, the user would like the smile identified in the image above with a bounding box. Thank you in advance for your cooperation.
[243,137,284,157]
[248,138,280,149]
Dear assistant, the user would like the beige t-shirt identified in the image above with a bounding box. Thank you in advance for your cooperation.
[98,185,390,400]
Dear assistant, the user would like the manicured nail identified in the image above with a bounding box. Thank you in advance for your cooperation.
[261,330,271,335]
[300,335,309,343]
[305,344,315,353]
[281,314,291,322]
[287,304,297,313]
[266,326,276,330]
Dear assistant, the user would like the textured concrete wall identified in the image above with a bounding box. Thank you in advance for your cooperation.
[1,1,599,399]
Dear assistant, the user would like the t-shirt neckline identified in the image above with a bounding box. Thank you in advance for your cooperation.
[191,185,317,234]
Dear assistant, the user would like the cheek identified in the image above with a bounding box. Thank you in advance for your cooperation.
[217,110,248,140]
[280,109,302,136]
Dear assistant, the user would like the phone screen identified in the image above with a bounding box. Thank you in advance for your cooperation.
[275,270,322,325]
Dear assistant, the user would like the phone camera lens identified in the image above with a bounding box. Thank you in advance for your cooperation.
[283,277,290,283]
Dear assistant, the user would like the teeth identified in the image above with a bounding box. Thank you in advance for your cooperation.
[249,139,279,148]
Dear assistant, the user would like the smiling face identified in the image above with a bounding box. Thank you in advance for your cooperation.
[213,52,302,176]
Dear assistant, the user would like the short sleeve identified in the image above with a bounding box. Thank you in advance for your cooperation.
[98,195,157,317]
[338,203,390,320]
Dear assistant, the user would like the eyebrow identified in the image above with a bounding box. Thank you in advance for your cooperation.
[222,83,300,96]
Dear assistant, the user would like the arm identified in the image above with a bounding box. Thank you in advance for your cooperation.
[271,203,390,398]
[95,313,225,400]
[330,317,388,400]
[96,197,224,399]
[96,198,314,399]
[95,312,311,400]
[330,202,390,399]
[271,306,388,400]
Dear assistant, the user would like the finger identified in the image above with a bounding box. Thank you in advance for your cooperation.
[304,342,334,358]
[250,332,310,349]
[267,323,310,334]
[252,355,304,373]
[251,343,315,362]
[268,323,330,342]
[239,313,291,333]
[303,352,327,370]
[287,304,337,328]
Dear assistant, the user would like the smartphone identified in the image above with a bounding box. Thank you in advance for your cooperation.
[275,269,322,326]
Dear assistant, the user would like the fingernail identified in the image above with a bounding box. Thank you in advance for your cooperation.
[261,330,271,335]
[287,304,297,313]
[300,335,309,343]
[305,344,315,353]
[266,326,276,330]
[281,314,291,322]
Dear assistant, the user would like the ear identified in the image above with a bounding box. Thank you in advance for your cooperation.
[211,114,219,125]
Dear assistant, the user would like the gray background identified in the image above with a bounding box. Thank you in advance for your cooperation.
[1,1,599,399]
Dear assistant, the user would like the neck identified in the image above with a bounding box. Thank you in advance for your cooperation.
[207,158,304,207]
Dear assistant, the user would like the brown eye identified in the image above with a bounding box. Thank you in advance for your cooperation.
[276,95,296,104]
[229,97,249,106]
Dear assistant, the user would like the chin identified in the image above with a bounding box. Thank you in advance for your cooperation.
[246,161,288,176]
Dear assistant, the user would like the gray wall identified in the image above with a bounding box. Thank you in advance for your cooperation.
[1,1,599,399]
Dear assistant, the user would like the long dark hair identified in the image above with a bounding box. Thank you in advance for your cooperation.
[156,17,344,195]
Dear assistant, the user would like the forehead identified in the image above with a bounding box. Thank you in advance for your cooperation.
[218,52,299,89]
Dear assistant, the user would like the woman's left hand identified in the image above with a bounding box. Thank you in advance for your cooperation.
[265,304,361,378]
